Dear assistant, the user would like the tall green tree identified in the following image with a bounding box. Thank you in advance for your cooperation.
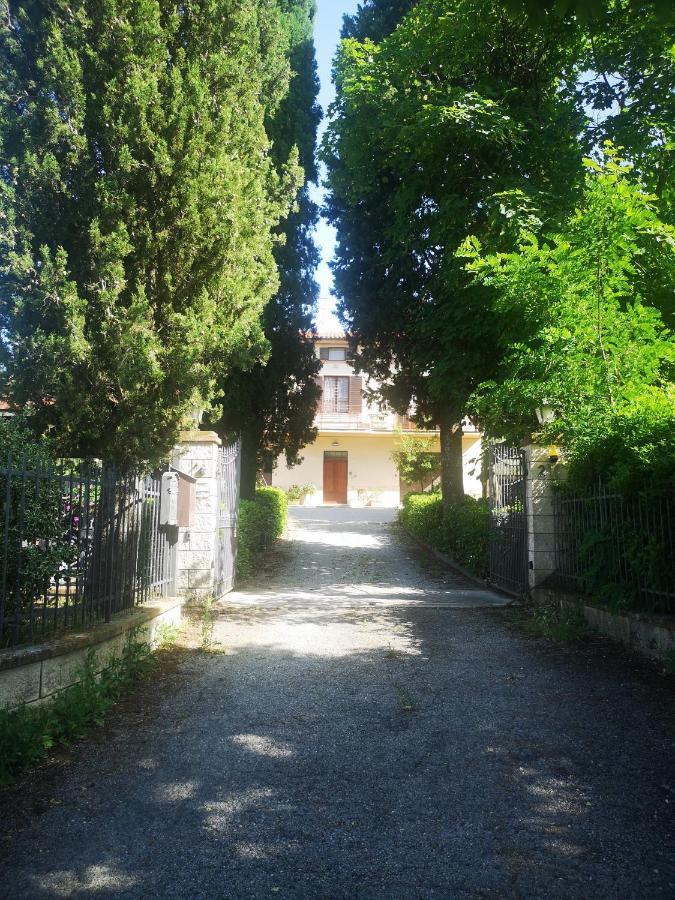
[462,151,675,488]
[323,0,584,503]
[212,0,322,499]
[0,0,300,467]
[341,0,415,41]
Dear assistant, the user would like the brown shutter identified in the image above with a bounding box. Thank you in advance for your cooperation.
[319,347,329,360]
[314,375,324,412]
[349,376,362,414]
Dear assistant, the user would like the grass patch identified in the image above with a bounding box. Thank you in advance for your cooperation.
[0,628,159,785]
[510,600,589,642]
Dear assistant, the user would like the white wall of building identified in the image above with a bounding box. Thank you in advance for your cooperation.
[273,433,401,507]
[273,432,484,507]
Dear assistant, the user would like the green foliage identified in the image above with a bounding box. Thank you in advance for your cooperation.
[510,600,588,642]
[323,0,585,493]
[0,1,301,467]
[0,629,154,784]
[399,493,490,578]
[236,486,288,581]
[0,418,79,637]
[341,0,415,40]
[392,433,441,491]
[285,483,316,502]
[463,152,675,491]
[325,0,674,498]
[214,1,322,498]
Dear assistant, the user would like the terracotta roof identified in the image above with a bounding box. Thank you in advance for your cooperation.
[316,330,347,340]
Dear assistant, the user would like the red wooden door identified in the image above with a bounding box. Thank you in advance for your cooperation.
[323,453,348,504]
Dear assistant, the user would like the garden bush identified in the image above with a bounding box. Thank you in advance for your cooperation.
[0,418,80,642]
[399,493,490,579]
[236,487,288,581]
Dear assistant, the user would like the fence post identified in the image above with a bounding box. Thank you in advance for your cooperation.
[523,444,558,590]
[172,431,222,599]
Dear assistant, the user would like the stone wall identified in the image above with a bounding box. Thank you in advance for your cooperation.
[0,599,183,711]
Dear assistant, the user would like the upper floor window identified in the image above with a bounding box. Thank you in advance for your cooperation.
[320,347,347,361]
[323,376,349,414]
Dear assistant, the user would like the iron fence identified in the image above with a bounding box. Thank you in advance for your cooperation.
[0,453,176,648]
[553,482,675,614]
[488,444,529,596]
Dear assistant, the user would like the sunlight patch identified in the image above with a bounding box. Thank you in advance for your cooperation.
[154,780,199,802]
[230,734,295,758]
[35,865,138,896]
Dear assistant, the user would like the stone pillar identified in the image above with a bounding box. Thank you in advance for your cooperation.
[524,444,558,590]
[172,431,221,598]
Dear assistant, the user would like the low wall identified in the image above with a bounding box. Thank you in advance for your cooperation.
[533,586,675,661]
[0,598,184,711]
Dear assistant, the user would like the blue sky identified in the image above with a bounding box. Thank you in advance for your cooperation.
[311,0,361,332]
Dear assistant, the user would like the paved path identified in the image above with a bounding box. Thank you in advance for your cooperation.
[1,509,674,899]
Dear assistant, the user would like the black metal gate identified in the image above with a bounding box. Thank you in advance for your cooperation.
[213,441,241,598]
[488,444,528,596]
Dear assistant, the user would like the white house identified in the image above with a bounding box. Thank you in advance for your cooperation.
[271,331,483,507]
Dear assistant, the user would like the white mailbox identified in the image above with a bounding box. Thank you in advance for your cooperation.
[160,472,180,526]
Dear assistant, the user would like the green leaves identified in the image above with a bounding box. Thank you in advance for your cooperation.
[0,1,300,467]
[464,153,675,485]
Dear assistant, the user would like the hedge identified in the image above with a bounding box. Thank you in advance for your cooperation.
[399,493,490,579]
[236,487,288,582]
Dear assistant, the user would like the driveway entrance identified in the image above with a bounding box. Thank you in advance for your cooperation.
[1,507,673,899]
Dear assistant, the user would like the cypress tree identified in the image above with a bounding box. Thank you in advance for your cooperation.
[213,0,322,499]
[0,0,300,466]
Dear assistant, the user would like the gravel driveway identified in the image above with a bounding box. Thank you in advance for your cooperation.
[1,508,673,899]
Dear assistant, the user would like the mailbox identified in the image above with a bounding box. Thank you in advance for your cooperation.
[160,470,197,527]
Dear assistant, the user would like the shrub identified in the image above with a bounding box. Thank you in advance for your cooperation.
[285,483,315,503]
[400,493,490,579]
[0,418,81,642]
[236,487,288,581]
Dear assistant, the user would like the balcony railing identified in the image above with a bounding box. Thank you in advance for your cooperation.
[315,412,440,433]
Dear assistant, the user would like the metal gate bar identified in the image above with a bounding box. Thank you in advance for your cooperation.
[213,440,241,599]
[488,444,528,596]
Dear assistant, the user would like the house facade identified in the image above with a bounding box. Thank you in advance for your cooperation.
[271,332,483,507]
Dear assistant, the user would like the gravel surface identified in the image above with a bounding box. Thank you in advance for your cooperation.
[1,508,673,899]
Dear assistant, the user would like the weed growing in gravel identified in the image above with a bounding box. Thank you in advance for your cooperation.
[0,629,155,784]
[395,685,416,713]
[155,622,180,649]
[200,595,216,651]
[511,601,588,642]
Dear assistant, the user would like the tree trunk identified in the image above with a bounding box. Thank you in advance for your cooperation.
[439,410,464,508]
[239,428,259,501]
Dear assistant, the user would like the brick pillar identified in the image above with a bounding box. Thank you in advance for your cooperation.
[524,444,557,590]
[172,431,221,598]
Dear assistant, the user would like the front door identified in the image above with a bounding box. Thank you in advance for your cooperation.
[323,451,348,504]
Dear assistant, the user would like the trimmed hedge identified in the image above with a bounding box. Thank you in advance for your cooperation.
[236,487,288,582]
[399,493,490,579]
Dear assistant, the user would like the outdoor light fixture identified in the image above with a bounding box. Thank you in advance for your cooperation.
[535,402,555,426]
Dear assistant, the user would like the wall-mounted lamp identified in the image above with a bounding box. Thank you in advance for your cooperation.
[535,402,555,426]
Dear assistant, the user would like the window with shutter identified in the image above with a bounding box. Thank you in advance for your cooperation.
[323,376,349,413]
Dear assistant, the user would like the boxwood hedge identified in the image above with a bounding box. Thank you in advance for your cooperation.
[236,487,288,582]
